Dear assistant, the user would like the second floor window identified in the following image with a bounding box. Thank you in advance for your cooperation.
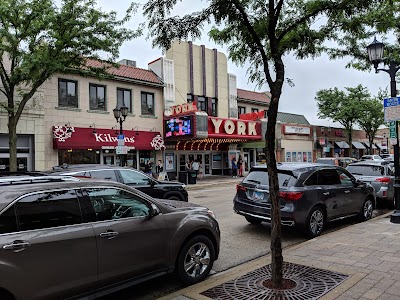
[141,92,154,115]
[117,88,132,113]
[187,94,193,103]
[238,106,246,116]
[89,84,106,110]
[211,98,218,117]
[58,79,78,108]
[197,96,207,112]
[251,108,259,113]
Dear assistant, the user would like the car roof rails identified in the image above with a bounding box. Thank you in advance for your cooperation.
[0,176,81,186]
[0,171,48,177]
[52,164,71,170]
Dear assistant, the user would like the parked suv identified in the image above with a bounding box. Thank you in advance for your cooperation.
[315,157,358,168]
[0,176,220,300]
[234,163,375,238]
[346,161,395,208]
[50,164,188,202]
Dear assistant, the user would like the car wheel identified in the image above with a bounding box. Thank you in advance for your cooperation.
[176,235,215,286]
[359,197,374,221]
[167,195,181,201]
[245,216,262,225]
[305,206,325,238]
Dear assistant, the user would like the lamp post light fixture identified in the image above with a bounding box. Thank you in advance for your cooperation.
[113,106,129,166]
[321,126,331,157]
[367,37,400,223]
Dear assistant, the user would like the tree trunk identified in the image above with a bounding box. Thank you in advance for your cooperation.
[8,115,17,172]
[348,129,353,157]
[266,94,283,288]
[368,135,374,154]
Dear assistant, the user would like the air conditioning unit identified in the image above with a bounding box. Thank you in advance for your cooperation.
[118,59,136,67]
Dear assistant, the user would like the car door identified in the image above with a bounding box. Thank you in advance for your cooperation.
[118,169,161,198]
[88,169,119,182]
[83,187,169,286]
[337,168,362,214]
[317,168,346,219]
[0,189,98,300]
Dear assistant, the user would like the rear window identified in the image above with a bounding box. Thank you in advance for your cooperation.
[243,171,297,187]
[316,159,334,165]
[347,165,385,176]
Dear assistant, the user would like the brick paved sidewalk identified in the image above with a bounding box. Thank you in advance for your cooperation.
[160,213,400,300]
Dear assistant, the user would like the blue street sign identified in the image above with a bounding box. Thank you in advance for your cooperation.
[117,134,124,140]
[384,97,400,122]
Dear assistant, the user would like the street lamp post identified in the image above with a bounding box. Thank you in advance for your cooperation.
[367,37,400,223]
[113,106,129,166]
[383,133,389,154]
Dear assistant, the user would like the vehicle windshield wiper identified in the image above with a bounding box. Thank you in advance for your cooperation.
[245,179,261,184]
[351,173,363,175]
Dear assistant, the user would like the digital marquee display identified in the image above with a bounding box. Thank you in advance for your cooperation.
[165,116,192,137]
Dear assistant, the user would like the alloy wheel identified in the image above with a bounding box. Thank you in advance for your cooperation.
[363,199,373,220]
[309,209,324,235]
[183,242,211,278]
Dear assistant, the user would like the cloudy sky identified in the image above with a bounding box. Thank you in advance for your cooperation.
[96,0,390,127]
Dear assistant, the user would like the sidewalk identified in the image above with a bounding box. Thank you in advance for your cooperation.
[183,175,242,191]
[160,212,400,300]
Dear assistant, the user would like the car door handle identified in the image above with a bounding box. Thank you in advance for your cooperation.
[99,231,119,239]
[344,190,351,194]
[323,192,330,196]
[3,240,31,252]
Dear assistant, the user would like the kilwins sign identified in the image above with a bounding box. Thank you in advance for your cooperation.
[52,126,163,150]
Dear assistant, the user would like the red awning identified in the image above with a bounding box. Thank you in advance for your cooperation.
[53,126,164,151]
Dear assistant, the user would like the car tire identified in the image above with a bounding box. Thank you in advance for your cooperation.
[305,206,325,238]
[167,195,181,201]
[245,216,262,225]
[176,235,215,286]
[359,197,374,221]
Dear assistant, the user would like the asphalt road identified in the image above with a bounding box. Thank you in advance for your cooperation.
[100,183,391,300]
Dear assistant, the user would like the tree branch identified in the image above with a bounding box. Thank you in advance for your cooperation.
[0,59,11,94]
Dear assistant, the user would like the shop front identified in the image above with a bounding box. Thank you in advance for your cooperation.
[52,126,165,171]
[0,134,35,171]
[281,125,314,162]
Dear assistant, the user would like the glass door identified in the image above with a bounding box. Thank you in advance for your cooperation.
[103,154,115,165]
[204,154,210,175]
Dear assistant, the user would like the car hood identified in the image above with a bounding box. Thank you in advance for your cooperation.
[156,199,204,210]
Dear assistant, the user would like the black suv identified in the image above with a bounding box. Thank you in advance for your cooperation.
[0,176,219,300]
[50,164,188,202]
[234,163,375,238]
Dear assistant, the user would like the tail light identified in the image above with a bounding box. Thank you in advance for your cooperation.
[375,177,390,183]
[236,184,247,192]
[279,191,304,201]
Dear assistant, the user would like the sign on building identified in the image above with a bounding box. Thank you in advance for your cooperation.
[384,97,400,122]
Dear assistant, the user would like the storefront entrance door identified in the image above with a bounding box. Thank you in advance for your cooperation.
[103,154,116,165]
[0,154,31,171]
[243,153,250,173]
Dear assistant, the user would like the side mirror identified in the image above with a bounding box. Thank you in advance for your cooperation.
[149,203,160,217]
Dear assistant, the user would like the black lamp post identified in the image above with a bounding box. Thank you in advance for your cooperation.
[113,106,129,166]
[321,126,331,157]
[367,37,400,223]
[383,133,389,154]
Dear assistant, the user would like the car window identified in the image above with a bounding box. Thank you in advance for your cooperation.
[0,206,18,234]
[85,188,150,221]
[347,165,384,176]
[388,165,395,176]
[119,169,151,185]
[89,170,118,181]
[316,159,334,165]
[15,190,83,231]
[303,171,318,186]
[337,169,353,186]
[318,169,340,185]
[243,171,297,187]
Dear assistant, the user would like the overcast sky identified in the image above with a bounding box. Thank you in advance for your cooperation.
[96,0,390,127]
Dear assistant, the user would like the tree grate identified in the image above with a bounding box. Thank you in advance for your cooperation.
[201,262,348,300]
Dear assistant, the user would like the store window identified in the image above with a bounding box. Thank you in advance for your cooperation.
[256,148,266,165]
[58,79,78,108]
[141,92,155,115]
[117,88,132,113]
[197,96,207,112]
[139,150,155,173]
[238,106,246,116]
[89,84,106,110]
[126,150,137,168]
[58,149,100,165]
[211,98,218,116]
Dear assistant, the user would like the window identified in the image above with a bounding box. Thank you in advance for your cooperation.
[187,94,193,103]
[211,98,218,116]
[197,96,207,112]
[337,170,353,186]
[318,169,341,185]
[346,165,385,176]
[304,171,318,186]
[251,108,259,113]
[120,169,152,185]
[238,106,246,116]
[117,88,132,112]
[89,170,118,181]
[141,92,155,115]
[243,171,297,187]
[89,84,106,110]
[0,206,18,234]
[16,190,83,231]
[85,188,150,221]
[58,79,78,107]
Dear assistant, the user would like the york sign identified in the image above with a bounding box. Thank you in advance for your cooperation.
[209,117,259,136]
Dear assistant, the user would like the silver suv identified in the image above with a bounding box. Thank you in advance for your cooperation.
[0,176,220,300]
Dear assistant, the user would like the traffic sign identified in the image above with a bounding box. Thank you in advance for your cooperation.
[390,121,397,138]
[384,97,400,122]
[116,145,128,154]
[117,134,125,146]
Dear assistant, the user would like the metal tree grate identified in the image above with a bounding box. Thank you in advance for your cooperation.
[201,262,348,300]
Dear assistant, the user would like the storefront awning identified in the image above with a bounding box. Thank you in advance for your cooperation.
[352,142,366,149]
[375,143,387,150]
[53,126,163,150]
[335,141,350,149]
[363,142,377,149]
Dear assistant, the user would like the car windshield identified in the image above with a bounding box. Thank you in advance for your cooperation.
[243,171,297,187]
[347,165,385,176]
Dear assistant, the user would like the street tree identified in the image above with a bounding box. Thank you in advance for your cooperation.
[0,0,142,172]
[357,95,385,154]
[142,0,397,288]
[316,85,369,156]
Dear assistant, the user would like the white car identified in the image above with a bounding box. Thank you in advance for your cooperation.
[360,155,384,161]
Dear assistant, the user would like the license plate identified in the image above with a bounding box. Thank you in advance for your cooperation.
[253,190,264,201]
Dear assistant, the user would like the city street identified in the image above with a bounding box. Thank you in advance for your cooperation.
[100,182,391,300]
